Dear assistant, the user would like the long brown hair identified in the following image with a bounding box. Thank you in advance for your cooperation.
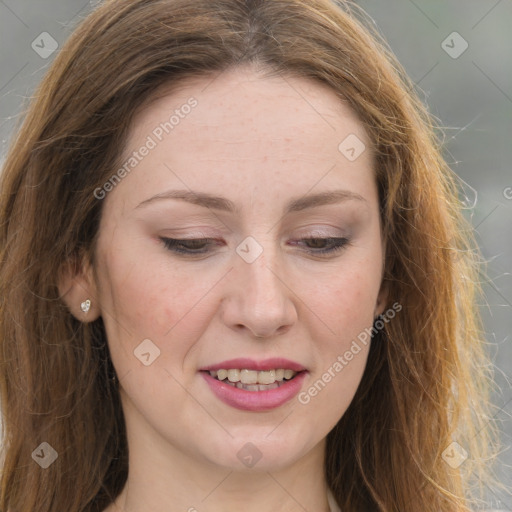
[0,1,498,510]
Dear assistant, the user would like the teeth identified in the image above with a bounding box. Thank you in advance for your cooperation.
[240,369,258,384]
[208,368,298,384]
[217,369,228,381]
[242,384,260,391]
[284,369,295,380]
[258,370,276,384]
[227,369,240,382]
[235,381,280,391]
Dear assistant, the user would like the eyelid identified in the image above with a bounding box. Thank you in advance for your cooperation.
[291,225,350,239]
[158,229,220,239]
[159,237,221,256]
[289,236,350,255]
[159,235,351,258]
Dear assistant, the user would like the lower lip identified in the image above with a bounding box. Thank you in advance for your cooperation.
[201,371,307,411]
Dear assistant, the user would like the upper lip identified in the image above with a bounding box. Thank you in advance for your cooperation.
[200,358,306,372]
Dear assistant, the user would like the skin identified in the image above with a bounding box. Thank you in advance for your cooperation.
[61,65,387,512]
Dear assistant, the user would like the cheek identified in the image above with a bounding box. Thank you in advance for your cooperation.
[310,263,381,341]
[297,257,381,415]
[94,240,221,381]
[97,241,210,336]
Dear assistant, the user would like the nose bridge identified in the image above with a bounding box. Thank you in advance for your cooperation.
[237,239,285,307]
[222,235,297,337]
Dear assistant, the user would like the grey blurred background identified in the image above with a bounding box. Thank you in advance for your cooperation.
[0,0,510,508]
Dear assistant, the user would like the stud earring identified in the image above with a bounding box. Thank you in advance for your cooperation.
[80,299,91,313]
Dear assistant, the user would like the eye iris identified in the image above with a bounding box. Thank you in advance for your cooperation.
[160,237,212,254]
[307,238,328,248]
[183,239,207,249]
[161,236,347,257]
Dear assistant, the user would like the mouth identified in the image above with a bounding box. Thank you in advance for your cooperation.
[199,358,307,411]
[203,368,302,392]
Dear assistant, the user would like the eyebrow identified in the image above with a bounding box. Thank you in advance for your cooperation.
[135,189,366,214]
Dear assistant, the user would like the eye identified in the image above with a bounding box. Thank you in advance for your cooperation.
[160,237,219,256]
[159,236,350,258]
[292,237,350,256]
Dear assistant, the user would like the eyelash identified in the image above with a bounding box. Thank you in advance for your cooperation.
[159,237,350,257]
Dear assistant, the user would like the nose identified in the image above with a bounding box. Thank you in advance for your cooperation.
[219,244,298,339]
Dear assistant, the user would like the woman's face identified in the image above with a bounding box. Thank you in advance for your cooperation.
[90,66,386,472]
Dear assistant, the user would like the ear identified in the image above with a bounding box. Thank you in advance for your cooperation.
[374,234,388,318]
[374,279,389,319]
[58,255,101,322]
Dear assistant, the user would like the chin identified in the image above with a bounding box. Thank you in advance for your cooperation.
[198,428,316,473]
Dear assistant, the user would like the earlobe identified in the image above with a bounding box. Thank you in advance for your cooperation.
[374,280,389,318]
[58,257,101,322]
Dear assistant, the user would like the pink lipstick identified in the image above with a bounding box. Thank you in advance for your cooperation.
[199,358,307,411]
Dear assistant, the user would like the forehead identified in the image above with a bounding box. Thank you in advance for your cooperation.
[105,66,376,216]
[128,66,368,152]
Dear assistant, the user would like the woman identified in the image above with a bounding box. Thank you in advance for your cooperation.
[0,0,498,510]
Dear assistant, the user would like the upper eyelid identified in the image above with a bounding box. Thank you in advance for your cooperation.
[160,236,349,250]
[160,234,347,244]
[159,224,348,237]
